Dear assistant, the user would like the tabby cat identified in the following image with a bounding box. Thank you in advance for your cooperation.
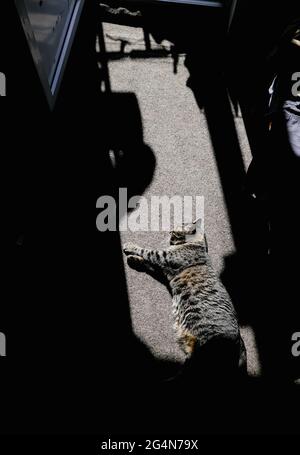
[123,220,247,380]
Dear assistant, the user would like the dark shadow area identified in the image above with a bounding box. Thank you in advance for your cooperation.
[223,0,300,384]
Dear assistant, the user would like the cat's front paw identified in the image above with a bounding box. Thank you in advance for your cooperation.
[126,255,145,271]
[123,242,139,256]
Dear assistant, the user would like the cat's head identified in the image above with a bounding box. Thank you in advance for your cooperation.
[169,218,208,251]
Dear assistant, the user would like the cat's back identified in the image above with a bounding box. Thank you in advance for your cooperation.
[170,261,240,343]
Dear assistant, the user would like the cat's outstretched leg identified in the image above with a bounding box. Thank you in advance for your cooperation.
[123,243,168,266]
[123,243,156,274]
[123,242,169,274]
[124,244,168,285]
[123,242,145,257]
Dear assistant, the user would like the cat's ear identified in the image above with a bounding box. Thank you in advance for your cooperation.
[183,223,196,235]
[194,218,203,233]
[186,218,205,244]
